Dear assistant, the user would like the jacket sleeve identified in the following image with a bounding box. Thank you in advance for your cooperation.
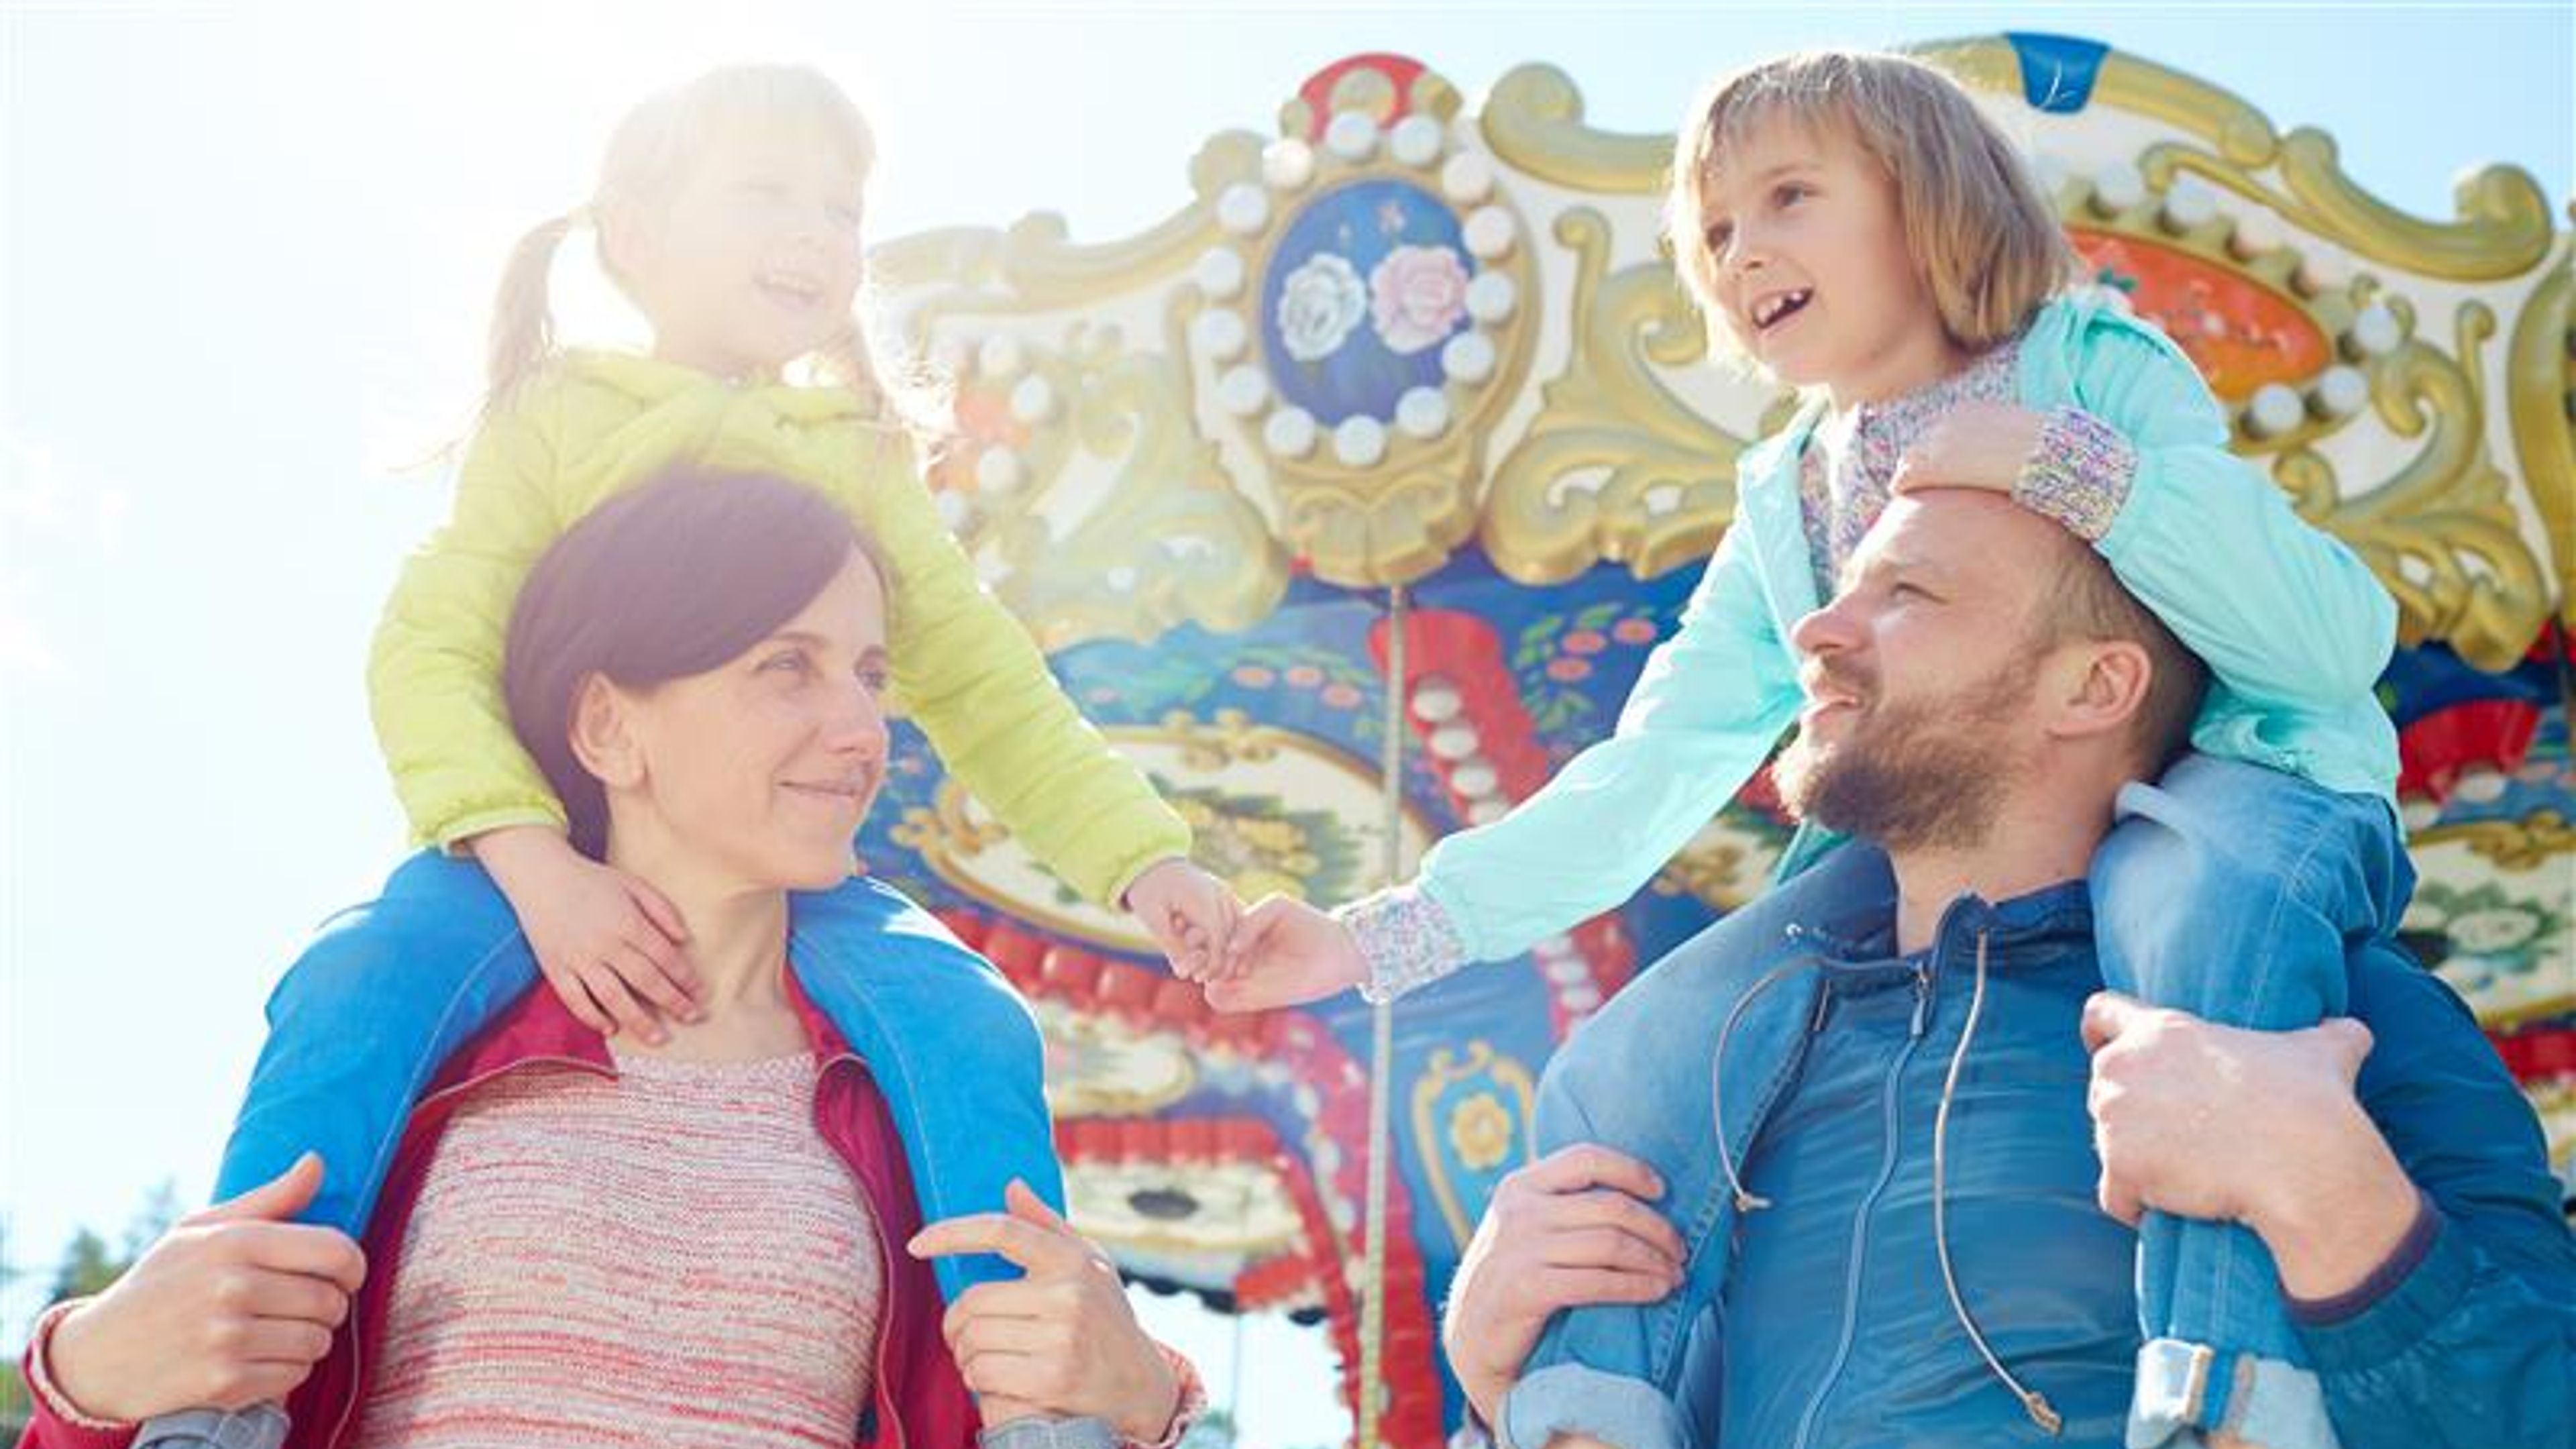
[2074,311,2398,712]
[2309,944,2576,1449]
[366,396,572,849]
[15,1303,142,1449]
[1411,519,1805,970]
[859,437,1190,908]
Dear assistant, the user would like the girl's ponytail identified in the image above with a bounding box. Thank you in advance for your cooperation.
[482,209,583,419]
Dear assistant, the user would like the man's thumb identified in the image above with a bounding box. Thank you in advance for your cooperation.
[2312,1017,2375,1079]
[195,1151,324,1226]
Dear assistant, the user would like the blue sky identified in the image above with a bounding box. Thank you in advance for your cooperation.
[3,2,2569,1442]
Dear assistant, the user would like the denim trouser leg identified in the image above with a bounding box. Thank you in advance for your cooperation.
[1502,844,1889,1449]
[2092,753,2412,1448]
[786,877,1110,1443]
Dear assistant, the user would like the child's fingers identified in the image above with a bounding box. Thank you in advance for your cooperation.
[1222,899,1282,975]
[584,959,670,1045]
[614,938,706,1025]
[626,876,692,945]
[543,964,621,1037]
[621,906,703,1006]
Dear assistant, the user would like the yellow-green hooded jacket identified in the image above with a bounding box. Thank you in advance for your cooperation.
[368,352,1189,907]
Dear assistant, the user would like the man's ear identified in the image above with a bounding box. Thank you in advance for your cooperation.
[568,674,645,789]
[2047,639,2153,744]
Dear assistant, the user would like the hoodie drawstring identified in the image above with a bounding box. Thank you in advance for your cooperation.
[1708,956,1823,1214]
[1931,930,2064,1436]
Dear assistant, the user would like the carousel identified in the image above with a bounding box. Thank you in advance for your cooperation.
[855,35,2575,1446]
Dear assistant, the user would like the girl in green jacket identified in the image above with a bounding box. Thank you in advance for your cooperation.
[142,63,1231,1449]
[371,64,1236,1032]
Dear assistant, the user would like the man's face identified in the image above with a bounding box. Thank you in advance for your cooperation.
[1774,492,2056,851]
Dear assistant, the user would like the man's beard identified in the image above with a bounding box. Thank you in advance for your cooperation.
[1774,653,2040,853]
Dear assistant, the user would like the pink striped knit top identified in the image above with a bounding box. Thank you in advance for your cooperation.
[350,1050,883,1448]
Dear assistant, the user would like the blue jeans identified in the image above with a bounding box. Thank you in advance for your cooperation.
[1504,753,2408,1449]
[2092,754,2411,1448]
[155,852,1082,1448]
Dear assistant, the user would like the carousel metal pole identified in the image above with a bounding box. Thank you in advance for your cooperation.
[1358,582,1407,1449]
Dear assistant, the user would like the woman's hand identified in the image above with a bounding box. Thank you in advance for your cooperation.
[910,1181,1183,1442]
[1202,894,1368,1012]
[44,1154,366,1423]
[475,824,701,1044]
[1444,1146,1686,1426]
[1124,859,1241,982]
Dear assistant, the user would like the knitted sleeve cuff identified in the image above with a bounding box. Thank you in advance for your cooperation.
[2013,406,2137,543]
[1336,885,1470,1004]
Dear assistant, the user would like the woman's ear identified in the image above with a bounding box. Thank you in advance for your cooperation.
[568,674,645,789]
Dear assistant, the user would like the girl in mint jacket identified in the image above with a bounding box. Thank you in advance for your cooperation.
[1220,50,2407,1449]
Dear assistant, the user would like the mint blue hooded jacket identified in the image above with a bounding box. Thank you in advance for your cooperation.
[1414,294,2400,970]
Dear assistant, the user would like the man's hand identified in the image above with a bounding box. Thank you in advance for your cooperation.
[1201,894,1370,1012]
[2082,991,2420,1299]
[46,1154,366,1423]
[910,1181,1182,1442]
[1444,1146,1686,1426]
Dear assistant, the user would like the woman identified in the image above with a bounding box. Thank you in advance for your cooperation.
[19,468,1199,1449]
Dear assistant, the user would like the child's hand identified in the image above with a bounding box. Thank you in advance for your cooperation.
[474,826,702,1044]
[1889,402,2046,496]
[1122,858,1240,981]
[1202,894,1368,1012]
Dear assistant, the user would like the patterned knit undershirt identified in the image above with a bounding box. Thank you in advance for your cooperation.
[1796,337,2024,597]
[352,1051,882,1449]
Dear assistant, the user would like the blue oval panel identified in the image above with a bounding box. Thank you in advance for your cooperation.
[1259,178,1477,425]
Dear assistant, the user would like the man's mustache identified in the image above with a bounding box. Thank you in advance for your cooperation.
[1801,656,1878,706]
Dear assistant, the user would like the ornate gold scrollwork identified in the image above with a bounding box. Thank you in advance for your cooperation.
[1482,207,1748,586]
[977,327,1291,651]
[2412,812,2576,873]
[2502,245,2575,624]
[2293,317,2553,671]
[1479,62,1672,195]
[1921,38,2556,282]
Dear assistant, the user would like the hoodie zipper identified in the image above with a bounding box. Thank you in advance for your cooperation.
[816,1047,910,1449]
[1786,961,1933,1449]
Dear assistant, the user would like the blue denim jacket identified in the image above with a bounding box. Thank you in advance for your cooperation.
[213,849,1063,1303]
[1503,845,2575,1449]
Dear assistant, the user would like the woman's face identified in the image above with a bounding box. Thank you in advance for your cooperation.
[605,548,892,892]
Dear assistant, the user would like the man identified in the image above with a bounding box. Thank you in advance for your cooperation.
[1248,490,2573,1448]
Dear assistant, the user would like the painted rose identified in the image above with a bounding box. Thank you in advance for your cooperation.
[1276,252,1368,362]
[1369,244,1471,355]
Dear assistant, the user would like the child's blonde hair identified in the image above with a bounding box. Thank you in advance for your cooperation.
[1664,50,2078,371]
[484,64,924,425]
